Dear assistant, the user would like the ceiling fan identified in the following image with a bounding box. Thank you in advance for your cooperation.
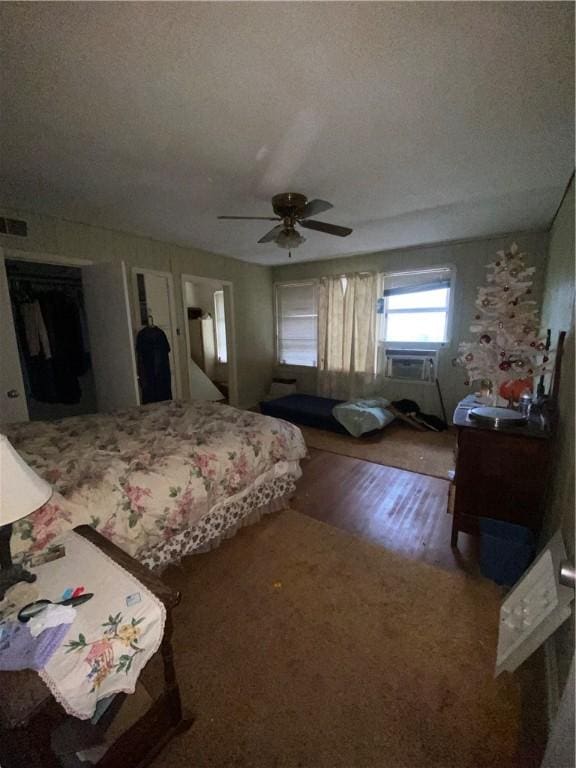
[217,192,353,256]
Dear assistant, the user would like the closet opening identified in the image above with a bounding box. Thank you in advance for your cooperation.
[5,259,97,421]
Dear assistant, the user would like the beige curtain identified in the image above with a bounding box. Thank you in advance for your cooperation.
[317,272,379,399]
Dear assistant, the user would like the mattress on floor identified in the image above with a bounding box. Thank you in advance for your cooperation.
[260,394,348,434]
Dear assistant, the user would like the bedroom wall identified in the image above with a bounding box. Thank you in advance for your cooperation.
[0,208,275,409]
[539,178,575,710]
[272,231,550,419]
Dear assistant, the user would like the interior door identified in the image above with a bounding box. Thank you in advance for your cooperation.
[82,261,140,412]
[132,270,181,398]
[0,252,29,423]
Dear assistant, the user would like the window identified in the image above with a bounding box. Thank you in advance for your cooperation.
[213,289,228,363]
[378,268,453,345]
[275,282,318,367]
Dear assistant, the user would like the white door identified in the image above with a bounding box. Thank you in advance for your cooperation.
[82,261,140,412]
[0,252,29,423]
[131,270,181,398]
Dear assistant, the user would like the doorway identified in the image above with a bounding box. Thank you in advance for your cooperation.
[1,249,140,424]
[5,258,98,421]
[130,268,181,402]
[181,275,238,406]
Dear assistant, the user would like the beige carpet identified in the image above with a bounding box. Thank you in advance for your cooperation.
[157,509,542,768]
[300,422,456,479]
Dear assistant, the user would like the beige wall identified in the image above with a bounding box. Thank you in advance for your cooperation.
[0,208,275,408]
[540,179,575,702]
[272,231,550,419]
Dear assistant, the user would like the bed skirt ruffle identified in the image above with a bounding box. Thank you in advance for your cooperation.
[140,472,298,570]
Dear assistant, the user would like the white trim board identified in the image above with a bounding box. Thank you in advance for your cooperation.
[2,247,93,267]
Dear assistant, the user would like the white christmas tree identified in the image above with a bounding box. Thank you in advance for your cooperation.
[458,243,553,394]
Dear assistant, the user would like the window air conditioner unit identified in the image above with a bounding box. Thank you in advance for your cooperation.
[385,349,438,382]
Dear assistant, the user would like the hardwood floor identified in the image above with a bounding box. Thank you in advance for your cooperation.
[293,447,481,575]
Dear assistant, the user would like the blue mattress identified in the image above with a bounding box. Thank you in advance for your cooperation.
[259,394,348,434]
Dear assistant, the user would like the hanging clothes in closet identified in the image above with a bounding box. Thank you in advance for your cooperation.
[136,325,172,404]
[38,290,86,403]
[15,288,86,404]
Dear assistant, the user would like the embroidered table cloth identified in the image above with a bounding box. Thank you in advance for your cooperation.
[33,531,165,720]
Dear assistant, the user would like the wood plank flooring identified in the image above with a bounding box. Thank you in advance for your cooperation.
[293,448,481,575]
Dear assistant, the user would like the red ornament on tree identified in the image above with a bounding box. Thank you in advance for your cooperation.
[480,334,491,344]
[499,360,511,371]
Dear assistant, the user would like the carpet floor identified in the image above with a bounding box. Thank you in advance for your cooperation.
[156,509,540,768]
[299,423,456,479]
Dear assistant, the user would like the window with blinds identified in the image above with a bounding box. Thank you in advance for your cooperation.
[213,289,228,363]
[379,267,453,345]
[275,281,318,367]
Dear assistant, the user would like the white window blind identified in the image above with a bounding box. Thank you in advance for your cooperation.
[379,268,452,344]
[276,282,318,367]
[213,289,228,363]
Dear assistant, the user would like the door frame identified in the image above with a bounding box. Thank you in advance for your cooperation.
[0,248,29,422]
[2,248,143,415]
[130,267,182,400]
[2,247,93,267]
[1,248,95,423]
[181,274,239,407]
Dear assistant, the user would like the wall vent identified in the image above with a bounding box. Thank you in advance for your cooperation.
[0,216,28,237]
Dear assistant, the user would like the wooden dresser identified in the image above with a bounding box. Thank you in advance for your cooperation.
[450,397,553,547]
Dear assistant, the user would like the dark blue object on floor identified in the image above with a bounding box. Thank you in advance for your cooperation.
[259,394,348,434]
[479,518,536,587]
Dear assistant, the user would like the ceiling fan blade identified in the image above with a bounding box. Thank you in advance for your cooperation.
[258,224,285,244]
[300,219,353,237]
[299,199,333,219]
[218,215,281,221]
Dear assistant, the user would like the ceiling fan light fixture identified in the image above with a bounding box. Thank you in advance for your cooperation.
[276,228,306,250]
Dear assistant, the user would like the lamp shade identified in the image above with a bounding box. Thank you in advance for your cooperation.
[0,434,52,525]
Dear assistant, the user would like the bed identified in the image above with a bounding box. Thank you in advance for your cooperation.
[3,400,307,570]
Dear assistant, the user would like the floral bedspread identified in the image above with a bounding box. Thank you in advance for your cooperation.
[4,401,306,562]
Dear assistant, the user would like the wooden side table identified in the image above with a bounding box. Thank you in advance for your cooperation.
[450,399,552,547]
[0,525,192,768]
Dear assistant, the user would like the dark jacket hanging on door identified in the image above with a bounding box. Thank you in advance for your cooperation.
[136,325,172,404]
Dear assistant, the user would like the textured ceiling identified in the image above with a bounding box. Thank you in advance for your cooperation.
[0,2,574,265]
